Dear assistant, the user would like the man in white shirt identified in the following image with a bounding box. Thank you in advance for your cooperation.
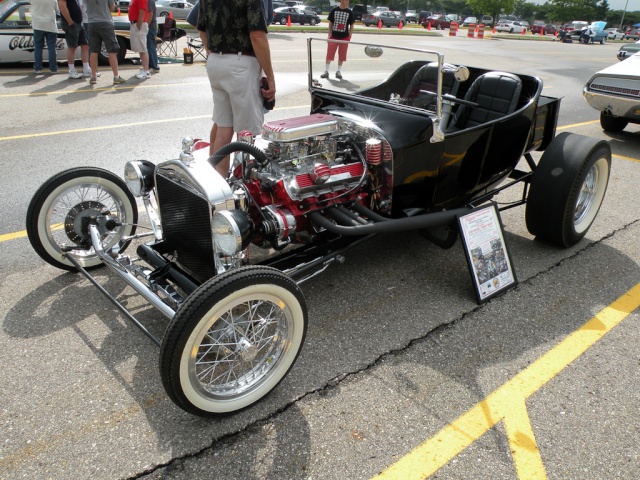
[31,0,59,74]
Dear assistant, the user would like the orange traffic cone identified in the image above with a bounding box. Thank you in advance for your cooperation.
[169,10,173,19]
[287,15,291,26]
[492,25,496,34]
[117,7,121,15]
[378,19,382,29]
[521,27,525,35]
[398,20,403,29]
[427,22,431,30]
[540,28,544,36]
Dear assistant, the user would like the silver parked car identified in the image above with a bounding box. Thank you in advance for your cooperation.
[155,0,194,19]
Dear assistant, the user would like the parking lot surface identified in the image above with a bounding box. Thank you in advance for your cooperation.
[1,33,639,479]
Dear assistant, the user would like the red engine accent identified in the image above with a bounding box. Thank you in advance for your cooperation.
[366,139,382,165]
[295,163,364,188]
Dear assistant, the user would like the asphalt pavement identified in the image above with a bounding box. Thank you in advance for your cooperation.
[0,32,639,480]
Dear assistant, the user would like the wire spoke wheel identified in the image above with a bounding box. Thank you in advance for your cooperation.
[160,266,307,415]
[26,168,137,270]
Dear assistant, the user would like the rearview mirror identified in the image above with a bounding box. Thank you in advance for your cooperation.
[364,45,383,58]
[454,66,470,82]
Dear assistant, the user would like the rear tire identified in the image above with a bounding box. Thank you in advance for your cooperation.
[525,133,611,247]
[600,112,629,133]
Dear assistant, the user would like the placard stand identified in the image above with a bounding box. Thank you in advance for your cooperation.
[458,204,518,303]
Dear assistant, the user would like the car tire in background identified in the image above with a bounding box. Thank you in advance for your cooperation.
[600,112,629,132]
[97,37,128,65]
[525,132,611,247]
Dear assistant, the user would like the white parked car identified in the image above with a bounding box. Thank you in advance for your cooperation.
[583,52,640,133]
[495,20,525,33]
[606,28,625,40]
[0,0,133,65]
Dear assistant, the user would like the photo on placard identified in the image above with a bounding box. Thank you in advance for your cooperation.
[458,204,517,303]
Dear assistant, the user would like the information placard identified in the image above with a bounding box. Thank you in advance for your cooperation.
[458,204,517,303]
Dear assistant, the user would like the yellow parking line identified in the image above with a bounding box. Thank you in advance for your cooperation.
[556,120,598,130]
[0,115,208,141]
[372,282,640,480]
[0,230,28,242]
[614,153,640,163]
[503,398,547,479]
[0,105,308,142]
[0,80,211,98]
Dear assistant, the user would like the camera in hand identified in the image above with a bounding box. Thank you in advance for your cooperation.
[261,77,275,111]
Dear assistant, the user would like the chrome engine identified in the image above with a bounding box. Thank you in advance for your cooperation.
[258,114,367,201]
[138,113,392,281]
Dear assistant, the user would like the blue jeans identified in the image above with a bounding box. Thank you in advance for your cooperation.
[147,26,158,70]
[33,29,58,72]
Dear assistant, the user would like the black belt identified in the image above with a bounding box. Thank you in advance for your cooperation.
[211,51,255,57]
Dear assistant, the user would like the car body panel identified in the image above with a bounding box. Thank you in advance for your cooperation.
[623,24,640,40]
[480,15,493,26]
[422,14,453,29]
[495,21,524,33]
[606,28,625,40]
[155,0,194,19]
[273,6,320,24]
[584,52,640,122]
[617,40,640,60]
[362,10,404,27]
[307,40,551,213]
[404,10,417,23]
[461,16,477,27]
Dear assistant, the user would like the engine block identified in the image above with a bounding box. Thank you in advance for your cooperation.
[260,114,367,201]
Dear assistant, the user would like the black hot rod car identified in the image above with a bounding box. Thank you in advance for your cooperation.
[26,40,611,416]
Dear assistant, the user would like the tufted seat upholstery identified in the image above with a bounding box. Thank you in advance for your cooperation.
[402,62,460,109]
[447,71,522,132]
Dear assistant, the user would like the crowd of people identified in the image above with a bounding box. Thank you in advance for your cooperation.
[31,0,159,84]
[31,0,356,177]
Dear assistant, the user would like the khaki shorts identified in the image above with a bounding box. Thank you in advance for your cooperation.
[130,22,148,53]
[206,52,263,135]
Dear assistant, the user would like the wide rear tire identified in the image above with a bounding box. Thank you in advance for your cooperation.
[26,167,137,271]
[525,133,611,247]
[160,266,308,416]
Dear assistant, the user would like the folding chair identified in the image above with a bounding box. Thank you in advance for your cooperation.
[157,17,186,57]
[186,35,207,62]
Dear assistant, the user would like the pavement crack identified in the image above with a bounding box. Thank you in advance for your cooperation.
[128,220,637,478]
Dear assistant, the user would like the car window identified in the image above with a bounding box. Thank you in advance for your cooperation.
[4,4,31,23]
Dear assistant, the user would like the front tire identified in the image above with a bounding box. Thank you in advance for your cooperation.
[525,133,611,247]
[26,167,138,271]
[600,112,629,132]
[160,266,308,416]
[280,17,287,24]
[309,18,317,25]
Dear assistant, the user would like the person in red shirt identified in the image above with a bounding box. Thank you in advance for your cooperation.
[128,0,151,79]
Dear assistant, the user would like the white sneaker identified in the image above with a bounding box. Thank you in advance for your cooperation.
[83,70,101,78]
[68,69,82,79]
[135,70,151,79]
